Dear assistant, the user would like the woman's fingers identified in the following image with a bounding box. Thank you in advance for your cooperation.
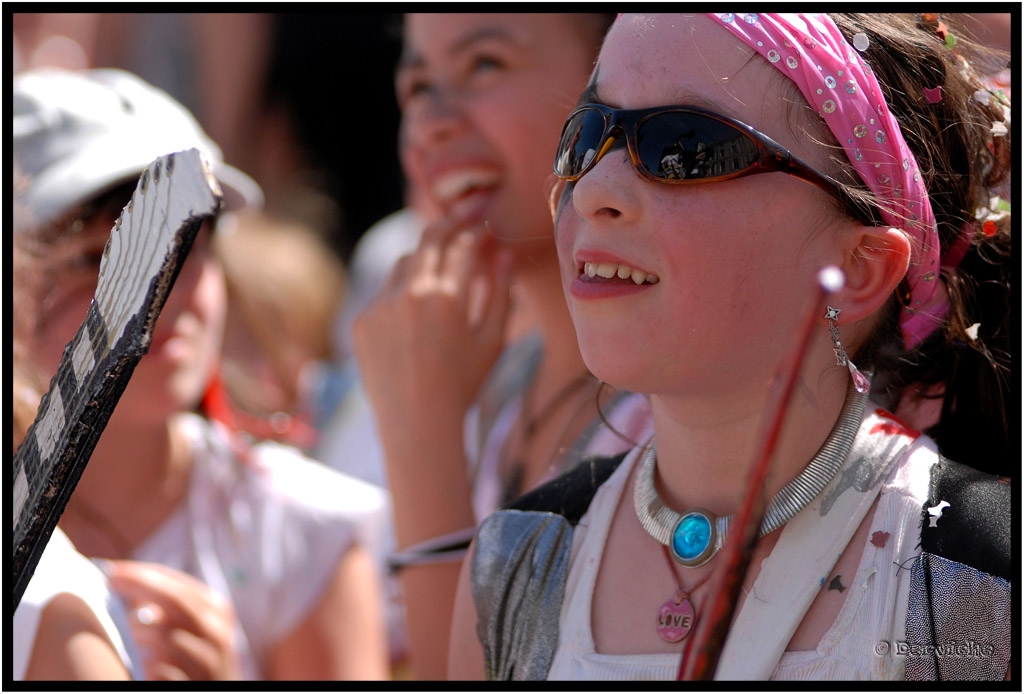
[132,617,232,681]
[107,562,231,635]
[104,560,240,680]
[409,213,470,280]
[352,207,514,431]
[386,218,498,319]
[438,229,487,298]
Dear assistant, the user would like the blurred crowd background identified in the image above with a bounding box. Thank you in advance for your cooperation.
[13,11,415,450]
[13,12,406,262]
[12,12,415,680]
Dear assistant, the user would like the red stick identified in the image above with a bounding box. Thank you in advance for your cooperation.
[678,267,843,680]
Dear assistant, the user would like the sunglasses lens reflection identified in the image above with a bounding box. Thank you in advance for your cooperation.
[637,112,759,181]
[556,108,762,182]
[555,109,609,178]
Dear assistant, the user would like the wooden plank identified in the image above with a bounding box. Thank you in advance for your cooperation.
[12,148,222,609]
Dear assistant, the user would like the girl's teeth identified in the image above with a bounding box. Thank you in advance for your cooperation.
[583,262,659,285]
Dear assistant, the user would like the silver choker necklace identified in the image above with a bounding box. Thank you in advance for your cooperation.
[633,381,867,567]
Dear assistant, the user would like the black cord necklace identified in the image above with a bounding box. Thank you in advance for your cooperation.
[500,371,597,501]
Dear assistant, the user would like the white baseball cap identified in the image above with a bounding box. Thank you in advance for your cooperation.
[13,67,263,229]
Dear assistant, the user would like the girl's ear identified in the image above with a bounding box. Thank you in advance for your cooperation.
[833,226,911,323]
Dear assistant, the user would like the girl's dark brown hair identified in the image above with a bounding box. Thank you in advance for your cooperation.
[828,13,1012,475]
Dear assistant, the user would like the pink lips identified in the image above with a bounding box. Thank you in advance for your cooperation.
[570,273,653,300]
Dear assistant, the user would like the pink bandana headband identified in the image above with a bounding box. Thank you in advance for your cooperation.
[709,13,946,350]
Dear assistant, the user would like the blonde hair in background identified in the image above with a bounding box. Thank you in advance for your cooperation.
[214,210,347,417]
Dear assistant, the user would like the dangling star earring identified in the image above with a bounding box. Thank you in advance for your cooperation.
[826,306,871,394]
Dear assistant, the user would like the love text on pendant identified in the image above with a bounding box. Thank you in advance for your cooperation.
[656,595,695,643]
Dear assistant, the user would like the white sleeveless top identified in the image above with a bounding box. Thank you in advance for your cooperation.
[548,405,938,680]
[132,413,389,679]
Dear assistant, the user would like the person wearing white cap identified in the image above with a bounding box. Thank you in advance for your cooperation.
[12,66,263,228]
[13,68,391,681]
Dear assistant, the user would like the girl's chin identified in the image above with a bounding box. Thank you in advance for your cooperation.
[579,358,644,395]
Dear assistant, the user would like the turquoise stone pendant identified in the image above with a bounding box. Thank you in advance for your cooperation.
[670,510,719,567]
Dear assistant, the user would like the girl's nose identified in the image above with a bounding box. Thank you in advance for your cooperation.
[569,140,642,225]
[403,88,469,149]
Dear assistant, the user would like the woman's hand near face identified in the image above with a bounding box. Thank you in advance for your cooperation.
[354,214,513,439]
[104,561,241,681]
[351,214,512,679]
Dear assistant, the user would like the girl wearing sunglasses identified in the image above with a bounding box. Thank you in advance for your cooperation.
[451,13,1011,681]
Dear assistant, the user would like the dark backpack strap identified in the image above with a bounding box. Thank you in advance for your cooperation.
[503,451,629,525]
[919,455,1011,581]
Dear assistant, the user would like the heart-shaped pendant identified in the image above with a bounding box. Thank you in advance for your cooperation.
[656,590,695,643]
